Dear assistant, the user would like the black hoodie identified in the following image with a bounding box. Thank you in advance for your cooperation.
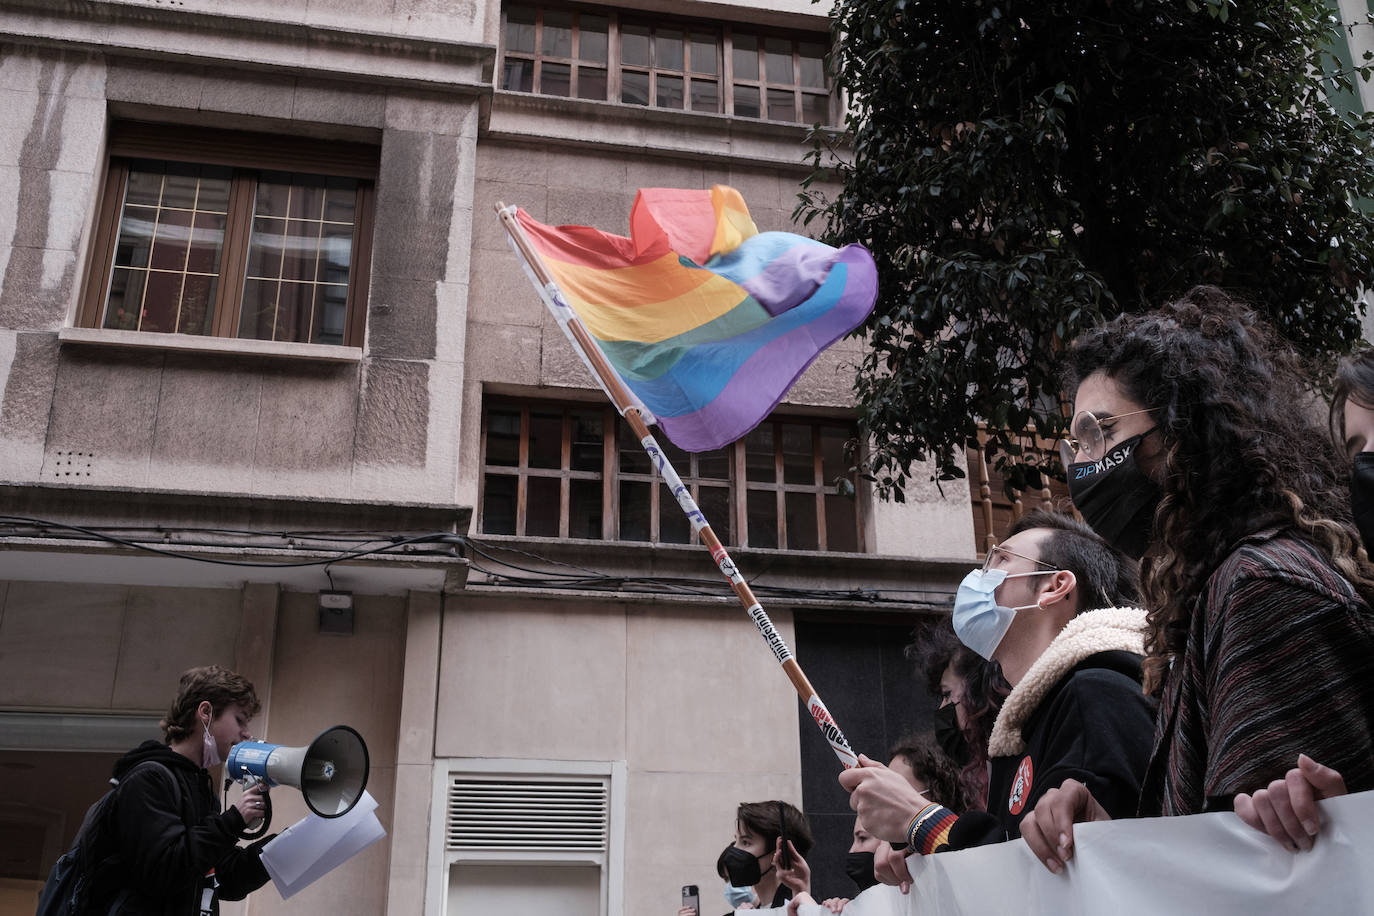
[92,740,272,915]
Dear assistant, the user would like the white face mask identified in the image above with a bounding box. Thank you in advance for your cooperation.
[201,709,222,769]
[951,567,1061,660]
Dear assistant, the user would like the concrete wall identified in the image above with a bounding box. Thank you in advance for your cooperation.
[436,594,803,915]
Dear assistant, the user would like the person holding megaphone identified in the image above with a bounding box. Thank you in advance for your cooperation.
[86,666,275,914]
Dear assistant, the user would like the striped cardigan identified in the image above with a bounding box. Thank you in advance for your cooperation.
[1138,528,1374,816]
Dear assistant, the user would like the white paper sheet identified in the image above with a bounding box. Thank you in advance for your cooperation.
[258,791,387,899]
[771,790,1374,915]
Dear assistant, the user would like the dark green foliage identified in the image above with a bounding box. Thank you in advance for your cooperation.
[799,0,1374,497]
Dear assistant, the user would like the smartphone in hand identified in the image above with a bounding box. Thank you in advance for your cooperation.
[681,884,699,915]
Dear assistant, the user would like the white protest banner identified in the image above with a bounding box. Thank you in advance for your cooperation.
[769,790,1374,915]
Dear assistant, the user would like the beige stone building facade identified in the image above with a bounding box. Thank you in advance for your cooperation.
[0,1,981,914]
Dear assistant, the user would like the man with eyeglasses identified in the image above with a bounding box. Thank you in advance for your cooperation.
[839,510,1156,888]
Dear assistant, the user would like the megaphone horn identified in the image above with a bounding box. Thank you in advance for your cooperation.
[226,725,370,819]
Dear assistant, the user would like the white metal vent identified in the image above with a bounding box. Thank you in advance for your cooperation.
[447,775,610,853]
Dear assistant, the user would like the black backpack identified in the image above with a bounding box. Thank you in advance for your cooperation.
[35,760,180,916]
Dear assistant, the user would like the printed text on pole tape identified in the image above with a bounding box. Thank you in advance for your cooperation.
[808,694,858,769]
[640,435,708,533]
[747,603,793,664]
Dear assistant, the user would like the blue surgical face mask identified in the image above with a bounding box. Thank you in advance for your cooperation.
[724,884,757,908]
[952,567,1061,660]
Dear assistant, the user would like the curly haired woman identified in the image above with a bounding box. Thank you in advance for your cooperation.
[1019,286,1374,871]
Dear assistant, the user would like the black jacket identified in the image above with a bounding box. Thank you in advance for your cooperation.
[91,741,272,915]
[948,619,1156,851]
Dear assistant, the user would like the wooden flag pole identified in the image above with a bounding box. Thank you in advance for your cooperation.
[496,201,859,770]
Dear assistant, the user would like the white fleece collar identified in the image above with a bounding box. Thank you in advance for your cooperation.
[986,606,1148,758]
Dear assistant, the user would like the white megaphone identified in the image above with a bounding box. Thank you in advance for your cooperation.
[225,725,370,819]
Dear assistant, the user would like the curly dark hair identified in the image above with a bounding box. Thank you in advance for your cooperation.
[888,731,974,813]
[908,622,1009,810]
[1064,285,1374,694]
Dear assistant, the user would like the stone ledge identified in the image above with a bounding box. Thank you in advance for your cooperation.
[59,327,363,363]
[1,0,496,94]
[483,90,844,171]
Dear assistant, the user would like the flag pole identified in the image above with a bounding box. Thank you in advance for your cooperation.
[495,201,859,771]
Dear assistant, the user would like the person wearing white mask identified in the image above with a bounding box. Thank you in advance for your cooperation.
[838,510,1155,886]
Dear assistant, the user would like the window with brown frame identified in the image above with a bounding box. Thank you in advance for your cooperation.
[479,399,863,551]
[500,3,834,126]
[78,122,377,347]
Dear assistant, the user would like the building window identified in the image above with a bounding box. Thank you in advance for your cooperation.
[78,122,377,347]
[499,3,834,125]
[479,399,862,551]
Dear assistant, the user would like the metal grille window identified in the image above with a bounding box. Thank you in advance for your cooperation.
[499,3,834,125]
[447,775,610,853]
[479,399,863,550]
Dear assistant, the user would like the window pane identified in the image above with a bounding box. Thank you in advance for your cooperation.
[318,224,353,283]
[660,488,690,544]
[287,184,325,221]
[786,492,819,550]
[281,219,319,282]
[578,67,608,100]
[503,58,534,92]
[114,206,155,267]
[247,217,284,279]
[238,278,277,340]
[311,284,347,345]
[782,423,815,485]
[486,408,521,466]
[619,422,651,474]
[699,485,731,543]
[148,208,191,271]
[542,10,573,57]
[579,16,608,62]
[161,171,200,211]
[273,281,314,342]
[541,61,571,97]
[768,88,796,122]
[104,267,145,331]
[570,410,604,471]
[691,33,718,74]
[802,92,830,125]
[186,211,225,275]
[697,448,729,481]
[747,489,778,548]
[659,434,690,476]
[620,481,651,541]
[765,38,794,83]
[622,24,649,67]
[177,273,217,336]
[825,493,858,552]
[526,477,560,537]
[482,475,518,535]
[820,426,851,482]
[506,5,536,54]
[124,170,163,207]
[528,411,563,469]
[733,83,760,118]
[732,33,758,79]
[139,270,183,333]
[655,29,684,71]
[799,42,827,88]
[569,479,603,539]
[690,79,719,113]
[745,424,775,483]
[622,70,650,106]
[254,181,292,219]
[656,74,684,109]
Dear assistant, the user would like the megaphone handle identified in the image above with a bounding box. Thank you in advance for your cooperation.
[236,774,272,840]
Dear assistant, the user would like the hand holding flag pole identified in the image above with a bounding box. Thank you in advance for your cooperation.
[495,195,868,770]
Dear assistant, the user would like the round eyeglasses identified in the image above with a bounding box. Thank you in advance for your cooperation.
[1057,407,1157,468]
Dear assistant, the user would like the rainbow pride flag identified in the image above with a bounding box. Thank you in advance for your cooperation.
[514,186,878,452]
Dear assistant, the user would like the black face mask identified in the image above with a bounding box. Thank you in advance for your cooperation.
[844,851,878,891]
[933,702,971,767]
[718,844,764,888]
[1066,430,1162,560]
[1352,453,1374,554]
